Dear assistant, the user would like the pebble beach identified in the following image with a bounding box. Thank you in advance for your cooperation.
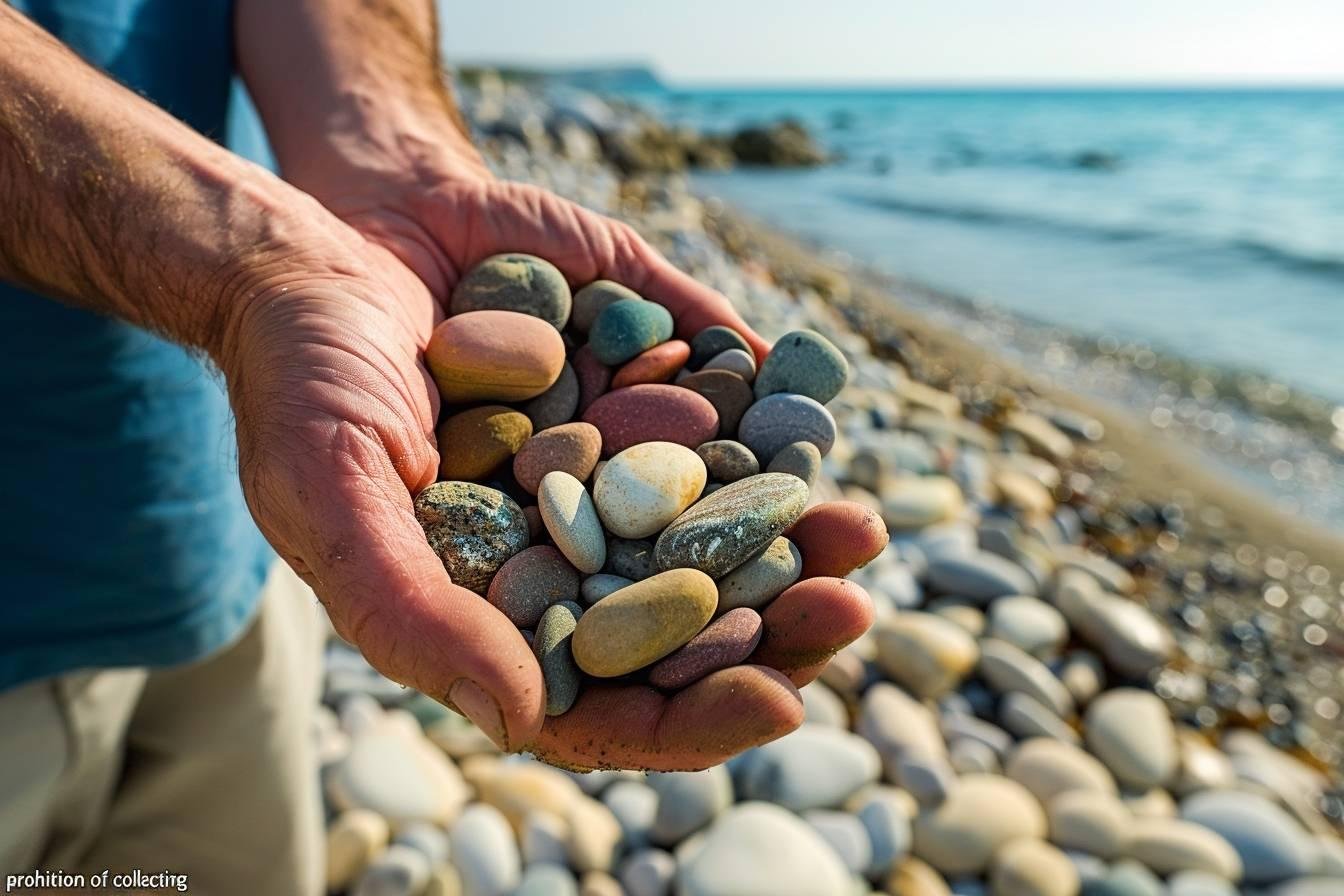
[313,74,1344,896]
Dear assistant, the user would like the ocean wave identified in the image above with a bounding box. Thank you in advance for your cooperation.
[837,192,1344,282]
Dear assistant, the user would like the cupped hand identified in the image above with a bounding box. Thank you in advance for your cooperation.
[241,173,877,770]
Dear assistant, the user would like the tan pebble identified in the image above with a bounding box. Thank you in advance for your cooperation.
[437,406,532,480]
[593,442,706,539]
[326,809,390,891]
[874,612,979,699]
[990,838,1079,896]
[572,568,717,677]
[426,310,565,402]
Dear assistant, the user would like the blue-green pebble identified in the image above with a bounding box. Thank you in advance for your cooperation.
[754,329,849,403]
[534,600,584,716]
[588,298,674,366]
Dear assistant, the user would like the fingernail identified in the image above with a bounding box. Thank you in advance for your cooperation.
[448,678,510,752]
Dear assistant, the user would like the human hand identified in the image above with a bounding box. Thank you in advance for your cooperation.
[292,166,880,770]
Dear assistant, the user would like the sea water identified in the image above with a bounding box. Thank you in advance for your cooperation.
[629,87,1344,529]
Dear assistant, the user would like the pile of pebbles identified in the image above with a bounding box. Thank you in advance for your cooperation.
[310,79,1344,896]
[413,252,878,714]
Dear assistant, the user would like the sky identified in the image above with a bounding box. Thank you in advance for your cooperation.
[439,0,1344,86]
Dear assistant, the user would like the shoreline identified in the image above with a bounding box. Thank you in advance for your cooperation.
[701,202,1344,580]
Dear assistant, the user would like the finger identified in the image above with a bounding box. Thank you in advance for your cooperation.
[259,424,546,752]
[749,578,874,686]
[526,665,802,771]
[786,501,888,578]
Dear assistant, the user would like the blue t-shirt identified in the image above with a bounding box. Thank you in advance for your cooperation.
[0,0,275,690]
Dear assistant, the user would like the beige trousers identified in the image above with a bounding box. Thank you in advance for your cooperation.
[0,562,324,896]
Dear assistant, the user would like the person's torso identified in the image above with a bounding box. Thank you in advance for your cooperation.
[0,0,274,689]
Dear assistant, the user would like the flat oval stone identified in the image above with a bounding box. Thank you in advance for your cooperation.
[716,537,802,612]
[696,440,759,483]
[647,606,762,689]
[513,422,602,496]
[738,393,836,464]
[573,345,612,414]
[611,340,691,388]
[571,568,717,677]
[990,839,1078,896]
[766,441,822,489]
[583,384,719,457]
[911,774,1046,875]
[449,253,572,328]
[572,280,642,333]
[427,310,566,402]
[523,362,580,431]
[581,573,633,605]
[701,348,756,382]
[677,803,850,896]
[926,550,1038,602]
[589,299,674,366]
[688,325,753,370]
[534,600,584,716]
[677,370,754,438]
[654,473,810,578]
[437,405,533,480]
[1084,688,1177,791]
[604,536,656,581]
[538,471,606,574]
[1005,737,1117,805]
[593,442,707,539]
[415,481,529,594]
[754,329,849,404]
[487,545,580,627]
[874,612,979,700]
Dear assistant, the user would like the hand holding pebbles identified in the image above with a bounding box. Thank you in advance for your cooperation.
[413,256,871,724]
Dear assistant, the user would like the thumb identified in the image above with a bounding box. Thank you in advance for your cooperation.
[258,424,545,752]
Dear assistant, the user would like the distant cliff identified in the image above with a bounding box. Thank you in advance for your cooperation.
[456,64,665,93]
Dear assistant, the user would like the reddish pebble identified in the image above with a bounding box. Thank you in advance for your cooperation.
[611,339,691,389]
[676,370,754,438]
[582,384,719,457]
[513,422,602,495]
[572,344,612,414]
[648,607,763,689]
[487,545,581,627]
[787,501,888,578]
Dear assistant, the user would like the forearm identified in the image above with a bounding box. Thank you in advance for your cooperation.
[235,0,487,199]
[0,6,324,359]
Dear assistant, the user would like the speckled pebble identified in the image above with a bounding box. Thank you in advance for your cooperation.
[648,607,763,689]
[754,329,849,404]
[538,471,607,574]
[572,568,718,677]
[436,405,533,481]
[696,440,760,483]
[716,537,802,612]
[415,481,529,594]
[534,600,584,716]
[676,370,755,438]
[572,280,642,333]
[589,299,674,366]
[655,473,810,578]
[513,422,603,496]
[738,393,837,464]
[765,441,822,489]
[486,545,580,627]
[450,253,572,328]
[688,325,753,370]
